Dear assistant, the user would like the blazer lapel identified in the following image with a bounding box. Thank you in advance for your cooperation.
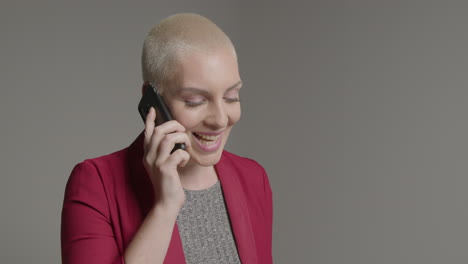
[163,224,186,264]
[215,152,258,264]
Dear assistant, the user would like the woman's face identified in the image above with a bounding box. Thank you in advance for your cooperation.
[165,48,242,167]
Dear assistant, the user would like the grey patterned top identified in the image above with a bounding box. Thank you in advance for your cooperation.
[176,180,241,264]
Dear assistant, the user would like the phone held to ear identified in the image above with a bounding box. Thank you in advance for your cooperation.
[138,82,187,153]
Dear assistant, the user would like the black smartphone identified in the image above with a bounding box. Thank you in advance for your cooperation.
[138,82,186,153]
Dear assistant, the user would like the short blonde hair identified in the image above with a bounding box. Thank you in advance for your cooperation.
[141,13,236,93]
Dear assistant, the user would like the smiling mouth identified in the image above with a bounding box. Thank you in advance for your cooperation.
[193,132,221,146]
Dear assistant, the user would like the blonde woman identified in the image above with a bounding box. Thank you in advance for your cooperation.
[61,13,273,264]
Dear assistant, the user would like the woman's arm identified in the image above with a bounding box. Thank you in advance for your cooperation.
[123,203,179,263]
[62,107,190,264]
[123,107,190,263]
[61,161,124,264]
[61,160,183,264]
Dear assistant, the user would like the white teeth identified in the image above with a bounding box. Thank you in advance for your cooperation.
[198,138,217,146]
[195,133,219,141]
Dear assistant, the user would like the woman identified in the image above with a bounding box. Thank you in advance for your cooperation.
[61,13,273,264]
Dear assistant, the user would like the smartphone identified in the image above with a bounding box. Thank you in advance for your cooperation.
[138,82,186,153]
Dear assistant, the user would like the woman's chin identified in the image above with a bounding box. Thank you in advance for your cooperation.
[187,151,223,167]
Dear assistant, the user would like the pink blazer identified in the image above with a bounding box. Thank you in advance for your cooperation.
[61,132,273,264]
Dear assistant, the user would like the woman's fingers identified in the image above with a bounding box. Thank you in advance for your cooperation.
[143,111,190,168]
[144,108,186,146]
[145,127,164,162]
[146,120,186,155]
[166,149,191,169]
[144,107,156,150]
[140,110,190,208]
[155,132,191,165]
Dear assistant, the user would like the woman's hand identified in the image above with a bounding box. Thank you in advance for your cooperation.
[143,107,191,210]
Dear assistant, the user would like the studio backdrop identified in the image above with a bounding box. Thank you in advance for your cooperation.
[2,1,468,263]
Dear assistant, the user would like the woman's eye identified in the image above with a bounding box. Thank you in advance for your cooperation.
[185,100,205,107]
[224,97,240,103]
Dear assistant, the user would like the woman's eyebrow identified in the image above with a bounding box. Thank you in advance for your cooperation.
[175,87,209,95]
[175,80,243,95]
[225,80,243,92]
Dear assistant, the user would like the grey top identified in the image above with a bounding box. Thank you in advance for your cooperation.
[176,180,241,264]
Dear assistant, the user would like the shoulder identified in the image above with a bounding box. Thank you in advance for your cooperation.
[85,147,130,174]
[75,147,130,176]
[66,146,132,194]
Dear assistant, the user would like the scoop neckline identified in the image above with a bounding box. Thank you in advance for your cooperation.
[183,180,220,193]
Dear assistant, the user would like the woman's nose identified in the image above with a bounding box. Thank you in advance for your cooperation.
[205,102,228,129]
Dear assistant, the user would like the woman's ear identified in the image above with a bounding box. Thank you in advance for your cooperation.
[141,82,150,95]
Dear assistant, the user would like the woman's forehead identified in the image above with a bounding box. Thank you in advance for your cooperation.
[170,49,240,92]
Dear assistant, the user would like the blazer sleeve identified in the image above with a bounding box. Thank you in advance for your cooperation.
[61,161,124,264]
[261,166,274,263]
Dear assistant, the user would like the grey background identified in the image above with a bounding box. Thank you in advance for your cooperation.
[2,0,468,263]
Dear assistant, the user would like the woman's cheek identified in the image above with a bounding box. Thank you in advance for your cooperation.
[175,110,201,128]
[229,106,241,125]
